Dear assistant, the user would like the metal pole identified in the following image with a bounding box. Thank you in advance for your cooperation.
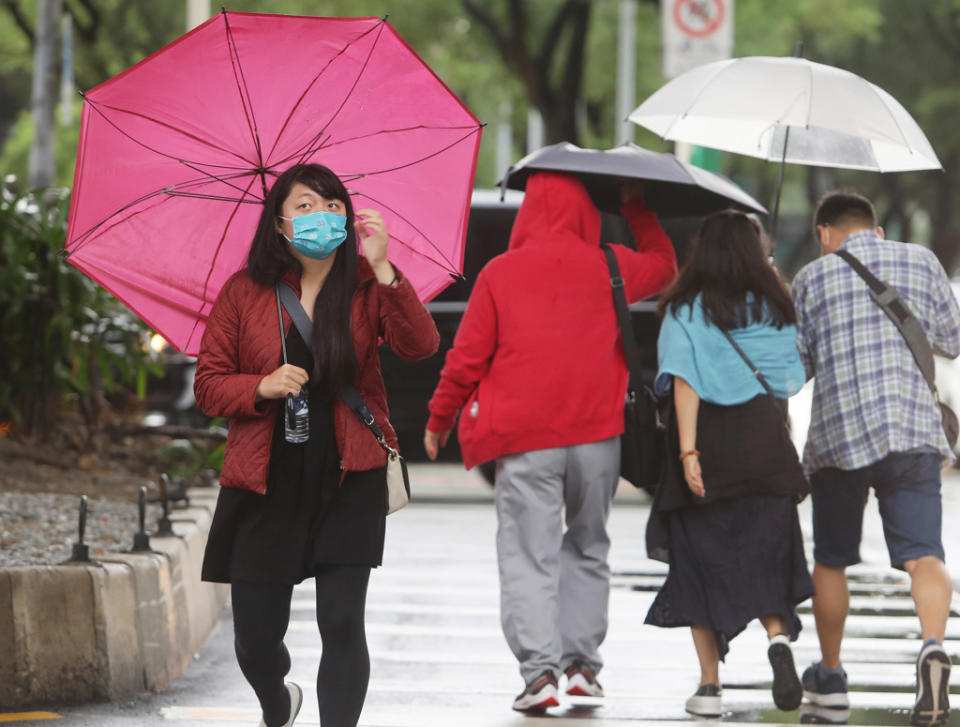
[526,109,544,153]
[69,495,90,562]
[615,0,636,146]
[131,486,152,552]
[186,0,210,30]
[155,473,176,537]
[495,101,513,185]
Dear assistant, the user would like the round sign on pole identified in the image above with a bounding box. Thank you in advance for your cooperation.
[662,0,733,78]
[673,0,725,39]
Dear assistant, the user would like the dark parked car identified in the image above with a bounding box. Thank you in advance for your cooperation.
[379,188,697,480]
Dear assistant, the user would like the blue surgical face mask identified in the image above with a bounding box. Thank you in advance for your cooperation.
[280,211,348,259]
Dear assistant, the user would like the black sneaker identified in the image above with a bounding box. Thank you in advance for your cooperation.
[685,683,722,717]
[768,634,803,711]
[564,662,604,697]
[802,662,849,709]
[512,670,559,712]
[912,641,951,726]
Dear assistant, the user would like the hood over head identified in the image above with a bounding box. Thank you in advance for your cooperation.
[507,172,602,251]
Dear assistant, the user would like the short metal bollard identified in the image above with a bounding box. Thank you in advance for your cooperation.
[69,495,91,562]
[155,473,176,537]
[131,486,153,552]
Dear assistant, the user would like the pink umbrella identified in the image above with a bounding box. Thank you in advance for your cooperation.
[64,11,483,355]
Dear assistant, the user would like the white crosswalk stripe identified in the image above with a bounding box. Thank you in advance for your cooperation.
[158,492,958,726]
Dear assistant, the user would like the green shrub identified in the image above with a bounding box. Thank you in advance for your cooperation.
[0,185,161,438]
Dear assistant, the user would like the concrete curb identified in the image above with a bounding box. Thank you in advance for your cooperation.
[0,487,228,709]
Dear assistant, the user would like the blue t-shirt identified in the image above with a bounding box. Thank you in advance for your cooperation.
[656,295,806,404]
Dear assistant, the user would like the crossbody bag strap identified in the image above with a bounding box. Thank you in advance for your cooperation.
[276,282,397,457]
[720,328,778,400]
[834,249,938,395]
[276,282,313,347]
[342,385,399,456]
[275,287,290,365]
[601,244,643,392]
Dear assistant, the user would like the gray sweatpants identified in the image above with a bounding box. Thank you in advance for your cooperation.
[494,436,620,684]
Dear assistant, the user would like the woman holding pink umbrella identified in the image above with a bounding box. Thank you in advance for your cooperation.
[195,163,438,727]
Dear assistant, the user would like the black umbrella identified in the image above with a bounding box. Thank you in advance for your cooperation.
[499,141,766,218]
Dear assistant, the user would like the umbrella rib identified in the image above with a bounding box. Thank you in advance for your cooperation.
[350,189,460,274]
[67,171,263,253]
[91,100,257,168]
[319,123,482,151]
[163,191,264,204]
[266,20,383,163]
[862,83,917,169]
[222,10,268,194]
[82,97,264,200]
[271,134,333,171]
[657,61,730,141]
[291,20,388,168]
[183,175,261,353]
[337,126,482,181]
[387,233,461,276]
[67,185,173,253]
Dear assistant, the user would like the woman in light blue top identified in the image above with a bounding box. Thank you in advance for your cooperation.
[644,210,813,718]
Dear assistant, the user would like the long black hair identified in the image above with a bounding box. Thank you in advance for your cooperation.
[657,209,796,330]
[247,164,358,400]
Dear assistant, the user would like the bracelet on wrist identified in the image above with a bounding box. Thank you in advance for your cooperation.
[679,449,700,462]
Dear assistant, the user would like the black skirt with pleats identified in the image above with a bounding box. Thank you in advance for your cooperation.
[644,395,814,659]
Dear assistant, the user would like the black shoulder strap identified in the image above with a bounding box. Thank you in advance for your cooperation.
[275,282,395,454]
[720,328,777,399]
[601,245,643,393]
[277,283,313,348]
[834,249,937,393]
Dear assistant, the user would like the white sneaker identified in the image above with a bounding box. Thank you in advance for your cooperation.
[565,663,604,697]
[685,683,722,717]
[259,682,302,727]
[512,670,559,711]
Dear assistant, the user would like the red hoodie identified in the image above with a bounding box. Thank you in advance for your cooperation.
[427,172,677,469]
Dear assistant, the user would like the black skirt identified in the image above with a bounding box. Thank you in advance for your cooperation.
[201,326,387,585]
[644,394,814,659]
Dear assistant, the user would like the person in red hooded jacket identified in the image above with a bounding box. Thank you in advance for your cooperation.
[424,172,677,712]
[195,164,438,727]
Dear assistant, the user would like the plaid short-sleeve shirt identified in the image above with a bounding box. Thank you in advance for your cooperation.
[792,231,960,474]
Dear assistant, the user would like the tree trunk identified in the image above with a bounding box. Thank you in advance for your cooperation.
[28,0,62,190]
[462,0,592,147]
[931,152,959,276]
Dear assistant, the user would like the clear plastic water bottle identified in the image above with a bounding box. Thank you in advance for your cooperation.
[284,389,309,444]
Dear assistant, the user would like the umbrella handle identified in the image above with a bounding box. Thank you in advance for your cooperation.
[500,167,513,203]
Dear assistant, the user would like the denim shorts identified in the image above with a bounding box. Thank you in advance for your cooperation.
[810,451,944,570]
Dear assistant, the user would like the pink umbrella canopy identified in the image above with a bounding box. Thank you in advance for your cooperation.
[65,11,483,355]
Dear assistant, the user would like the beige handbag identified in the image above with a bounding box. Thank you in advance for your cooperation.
[341,385,410,515]
[385,446,411,514]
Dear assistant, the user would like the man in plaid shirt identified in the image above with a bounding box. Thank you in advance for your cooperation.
[793,190,960,726]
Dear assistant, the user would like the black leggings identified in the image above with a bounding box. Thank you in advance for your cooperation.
[232,564,371,727]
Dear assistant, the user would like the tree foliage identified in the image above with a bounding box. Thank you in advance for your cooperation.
[0,0,957,274]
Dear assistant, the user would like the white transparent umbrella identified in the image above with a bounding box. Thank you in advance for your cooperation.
[628,54,942,239]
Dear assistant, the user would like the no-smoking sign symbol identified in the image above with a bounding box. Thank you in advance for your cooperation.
[673,0,725,38]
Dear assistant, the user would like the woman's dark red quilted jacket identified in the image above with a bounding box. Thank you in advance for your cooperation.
[194,259,439,494]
